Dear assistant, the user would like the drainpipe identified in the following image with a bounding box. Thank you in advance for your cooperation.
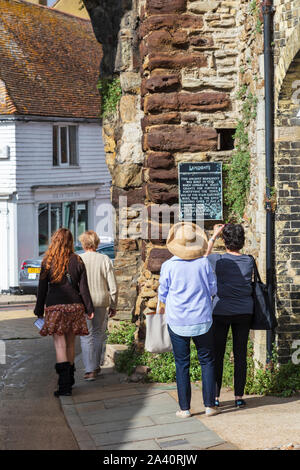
[261,0,275,362]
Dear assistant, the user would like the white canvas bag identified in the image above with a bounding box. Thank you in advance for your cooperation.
[145,302,173,353]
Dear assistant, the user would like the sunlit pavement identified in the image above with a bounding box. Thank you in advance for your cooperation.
[0,307,78,450]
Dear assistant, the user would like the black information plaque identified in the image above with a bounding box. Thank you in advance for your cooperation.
[179,162,223,221]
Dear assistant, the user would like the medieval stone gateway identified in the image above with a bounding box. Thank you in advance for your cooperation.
[83,0,300,365]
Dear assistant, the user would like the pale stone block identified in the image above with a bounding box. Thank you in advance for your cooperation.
[175,152,208,164]
[252,330,267,367]
[275,126,300,141]
[214,49,239,58]
[112,163,142,188]
[188,1,220,13]
[120,95,138,123]
[256,99,265,132]
[182,69,234,89]
[119,123,143,164]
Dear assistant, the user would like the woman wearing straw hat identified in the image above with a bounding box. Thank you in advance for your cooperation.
[158,222,220,418]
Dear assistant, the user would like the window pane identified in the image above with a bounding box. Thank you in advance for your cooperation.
[50,203,62,235]
[63,201,76,238]
[53,126,58,166]
[69,126,78,165]
[77,201,88,239]
[38,204,49,255]
[60,127,68,164]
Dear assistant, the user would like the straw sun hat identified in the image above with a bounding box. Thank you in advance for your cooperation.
[166,222,208,260]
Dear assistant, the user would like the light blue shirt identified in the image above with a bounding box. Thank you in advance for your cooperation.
[158,256,217,328]
[170,321,213,337]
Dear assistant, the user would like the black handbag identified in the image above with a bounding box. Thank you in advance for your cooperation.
[249,255,277,330]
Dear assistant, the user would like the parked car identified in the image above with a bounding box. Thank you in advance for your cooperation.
[19,242,115,295]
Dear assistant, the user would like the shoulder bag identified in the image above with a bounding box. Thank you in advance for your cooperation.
[248,255,278,330]
[145,302,173,353]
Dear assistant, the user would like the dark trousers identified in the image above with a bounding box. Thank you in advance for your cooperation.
[168,325,216,410]
[212,314,252,397]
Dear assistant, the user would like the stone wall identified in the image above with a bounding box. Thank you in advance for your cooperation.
[85,0,266,330]
[272,0,300,362]
[84,0,300,364]
[274,51,300,362]
[137,0,243,320]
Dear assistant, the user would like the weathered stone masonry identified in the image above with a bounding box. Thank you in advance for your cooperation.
[83,0,300,364]
[273,0,300,362]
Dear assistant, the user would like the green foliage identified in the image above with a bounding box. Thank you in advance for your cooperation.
[97,77,122,118]
[224,86,257,222]
[249,0,263,34]
[245,348,300,397]
[112,324,244,387]
[107,321,137,346]
[111,322,300,397]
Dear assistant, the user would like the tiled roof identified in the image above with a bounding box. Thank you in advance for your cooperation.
[0,0,102,118]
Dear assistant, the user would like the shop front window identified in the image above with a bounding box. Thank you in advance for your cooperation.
[77,201,88,238]
[38,204,49,255]
[51,203,62,234]
[63,201,76,235]
[38,201,88,255]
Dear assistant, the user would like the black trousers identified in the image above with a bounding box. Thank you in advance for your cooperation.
[212,314,252,397]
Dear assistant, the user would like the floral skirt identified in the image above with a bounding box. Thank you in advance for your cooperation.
[40,303,89,337]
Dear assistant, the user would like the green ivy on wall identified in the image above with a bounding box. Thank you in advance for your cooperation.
[224,85,258,222]
[249,0,263,34]
[97,77,122,118]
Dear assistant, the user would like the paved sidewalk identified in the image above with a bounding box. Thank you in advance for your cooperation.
[0,294,36,305]
[60,355,231,451]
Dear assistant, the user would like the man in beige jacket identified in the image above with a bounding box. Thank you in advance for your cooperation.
[79,231,118,380]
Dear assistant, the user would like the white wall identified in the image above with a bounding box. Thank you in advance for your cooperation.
[17,202,38,266]
[15,120,111,203]
[0,199,18,290]
[0,201,10,290]
[0,122,16,193]
[0,119,113,290]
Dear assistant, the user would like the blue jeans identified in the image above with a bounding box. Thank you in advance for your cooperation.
[168,325,216,410]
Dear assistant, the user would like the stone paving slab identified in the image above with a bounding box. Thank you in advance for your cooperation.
[0,294,36,305]
[90,419,213,447]
[60,353,226,451]
[98,439,161,451]
[157,431,224,450]
[76,394,179,426]
[0,311,37,340]
[86,416,154,435]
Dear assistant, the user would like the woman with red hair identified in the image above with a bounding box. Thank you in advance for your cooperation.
[34,228,94,397]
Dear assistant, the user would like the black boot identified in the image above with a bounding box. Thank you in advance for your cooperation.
[54,362,72,397]
[70,363,76,387]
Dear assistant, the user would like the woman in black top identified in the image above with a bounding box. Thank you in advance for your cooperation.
[34,228,94,397]
[206,224,254,409]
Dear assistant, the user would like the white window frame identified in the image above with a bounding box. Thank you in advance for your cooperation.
[53,124,79,167]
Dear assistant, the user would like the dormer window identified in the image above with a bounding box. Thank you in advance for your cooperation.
[53,124,78,166]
